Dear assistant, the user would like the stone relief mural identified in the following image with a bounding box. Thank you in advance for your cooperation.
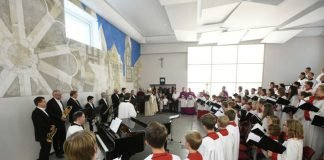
[0,0,141,98]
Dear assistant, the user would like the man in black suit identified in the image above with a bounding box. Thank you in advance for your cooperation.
[130,90,137,111]
[119,87,126,102]
[111,89,120,118]
[46,90,65,158]
[67,90,82,123]
[31,96,54,160]
[84,96,95,131]
[99,92,109,123]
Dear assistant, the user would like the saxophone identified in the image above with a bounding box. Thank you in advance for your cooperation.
[46,127,57,143]
[62,106,72,119]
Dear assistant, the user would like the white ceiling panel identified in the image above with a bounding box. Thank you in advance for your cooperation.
[159,0,196,6]
[200,2,240,24]
[296,27,324,37]
[281,7,324,29]
[261,30,303,44]
[241,27,275,41]
[174,30,197,41]
[223,0,318,29]
[198,31,222,44]
[165,2,198,30]
[217,30,247,45]
[105,0,173,37]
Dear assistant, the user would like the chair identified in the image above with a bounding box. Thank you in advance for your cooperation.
[303,146,315,160]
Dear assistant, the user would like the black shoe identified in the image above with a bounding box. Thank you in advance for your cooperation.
[56,154,64,158]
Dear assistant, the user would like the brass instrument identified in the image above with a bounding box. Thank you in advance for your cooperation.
[62,106,72,119]
[46,127,57,143]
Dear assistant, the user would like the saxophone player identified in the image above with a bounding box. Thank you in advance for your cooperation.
[31,96,55,160]
[46,90,66,158]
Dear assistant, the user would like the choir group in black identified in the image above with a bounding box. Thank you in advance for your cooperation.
[31,66,324,160]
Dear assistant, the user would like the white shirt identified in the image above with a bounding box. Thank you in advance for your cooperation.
[55,98,63,112]
[278,139,303,160]
[144,154,180,160]
[37,107,49,117]
[66,124,83,138]
[118,101,137,119]
[172,92,179,100]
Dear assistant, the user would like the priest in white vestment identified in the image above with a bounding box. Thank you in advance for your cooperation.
[145,88,158,116]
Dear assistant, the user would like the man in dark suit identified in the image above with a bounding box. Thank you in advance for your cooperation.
[136,88,145,114]
[32,96,54,160]
[99,92,109,123]
[130,90,137,111]
[67,90,82,123]
[119,87,126,102]
[111,89,120,118]
[46,90,65,158]
[84,96,95,131]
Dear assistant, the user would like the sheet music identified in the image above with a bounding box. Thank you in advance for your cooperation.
[298,100,306,106]
[110,118,122,133]
[251,123,265,133]
[247,132,261,143]
[169,114,180,119]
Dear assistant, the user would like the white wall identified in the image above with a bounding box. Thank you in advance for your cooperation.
[139,37,324,90]
[263,36,324,87]
[139,43,196,89]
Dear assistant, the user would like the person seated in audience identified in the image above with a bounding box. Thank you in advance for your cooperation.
[225,109,240,160]
[66,111,85,138]
[144,121,180,160]
[257,87,263,97]
[118,93,137,119]
[241,96,249,110]
[184,131,203,160]
[217,115,234,160]
[305,66,312,75]
[274,85,279,95]
[303,81,314,94]
[235,95,242,106]
[198,113,224,160]
[64,130,97,160]
[238,86,244,97]
[221,101,228,109]
[266,124,282,160]
[279,119,303,160]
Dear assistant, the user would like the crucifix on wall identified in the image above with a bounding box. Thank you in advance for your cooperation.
[159,57,164,68]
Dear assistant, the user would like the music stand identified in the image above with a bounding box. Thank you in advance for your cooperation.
[168,115,180,143]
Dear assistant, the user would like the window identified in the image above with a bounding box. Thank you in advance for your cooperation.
[64,0,101,49]
[187,44,264,95]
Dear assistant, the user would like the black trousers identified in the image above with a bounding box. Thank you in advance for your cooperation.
[53,124,66,155]
[171,100,179,112]
[113,106,118,118]
[39,140,51,160]
[88,119,94,131]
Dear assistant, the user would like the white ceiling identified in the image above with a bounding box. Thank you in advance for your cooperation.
[100,0,324,44]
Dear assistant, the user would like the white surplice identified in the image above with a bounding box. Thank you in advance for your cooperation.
[217,128,235,160]
[304,99,324,160]
[198,133,224,160]
[118,101,137,119]
[278,138,303,160]
[226,122,240,160]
